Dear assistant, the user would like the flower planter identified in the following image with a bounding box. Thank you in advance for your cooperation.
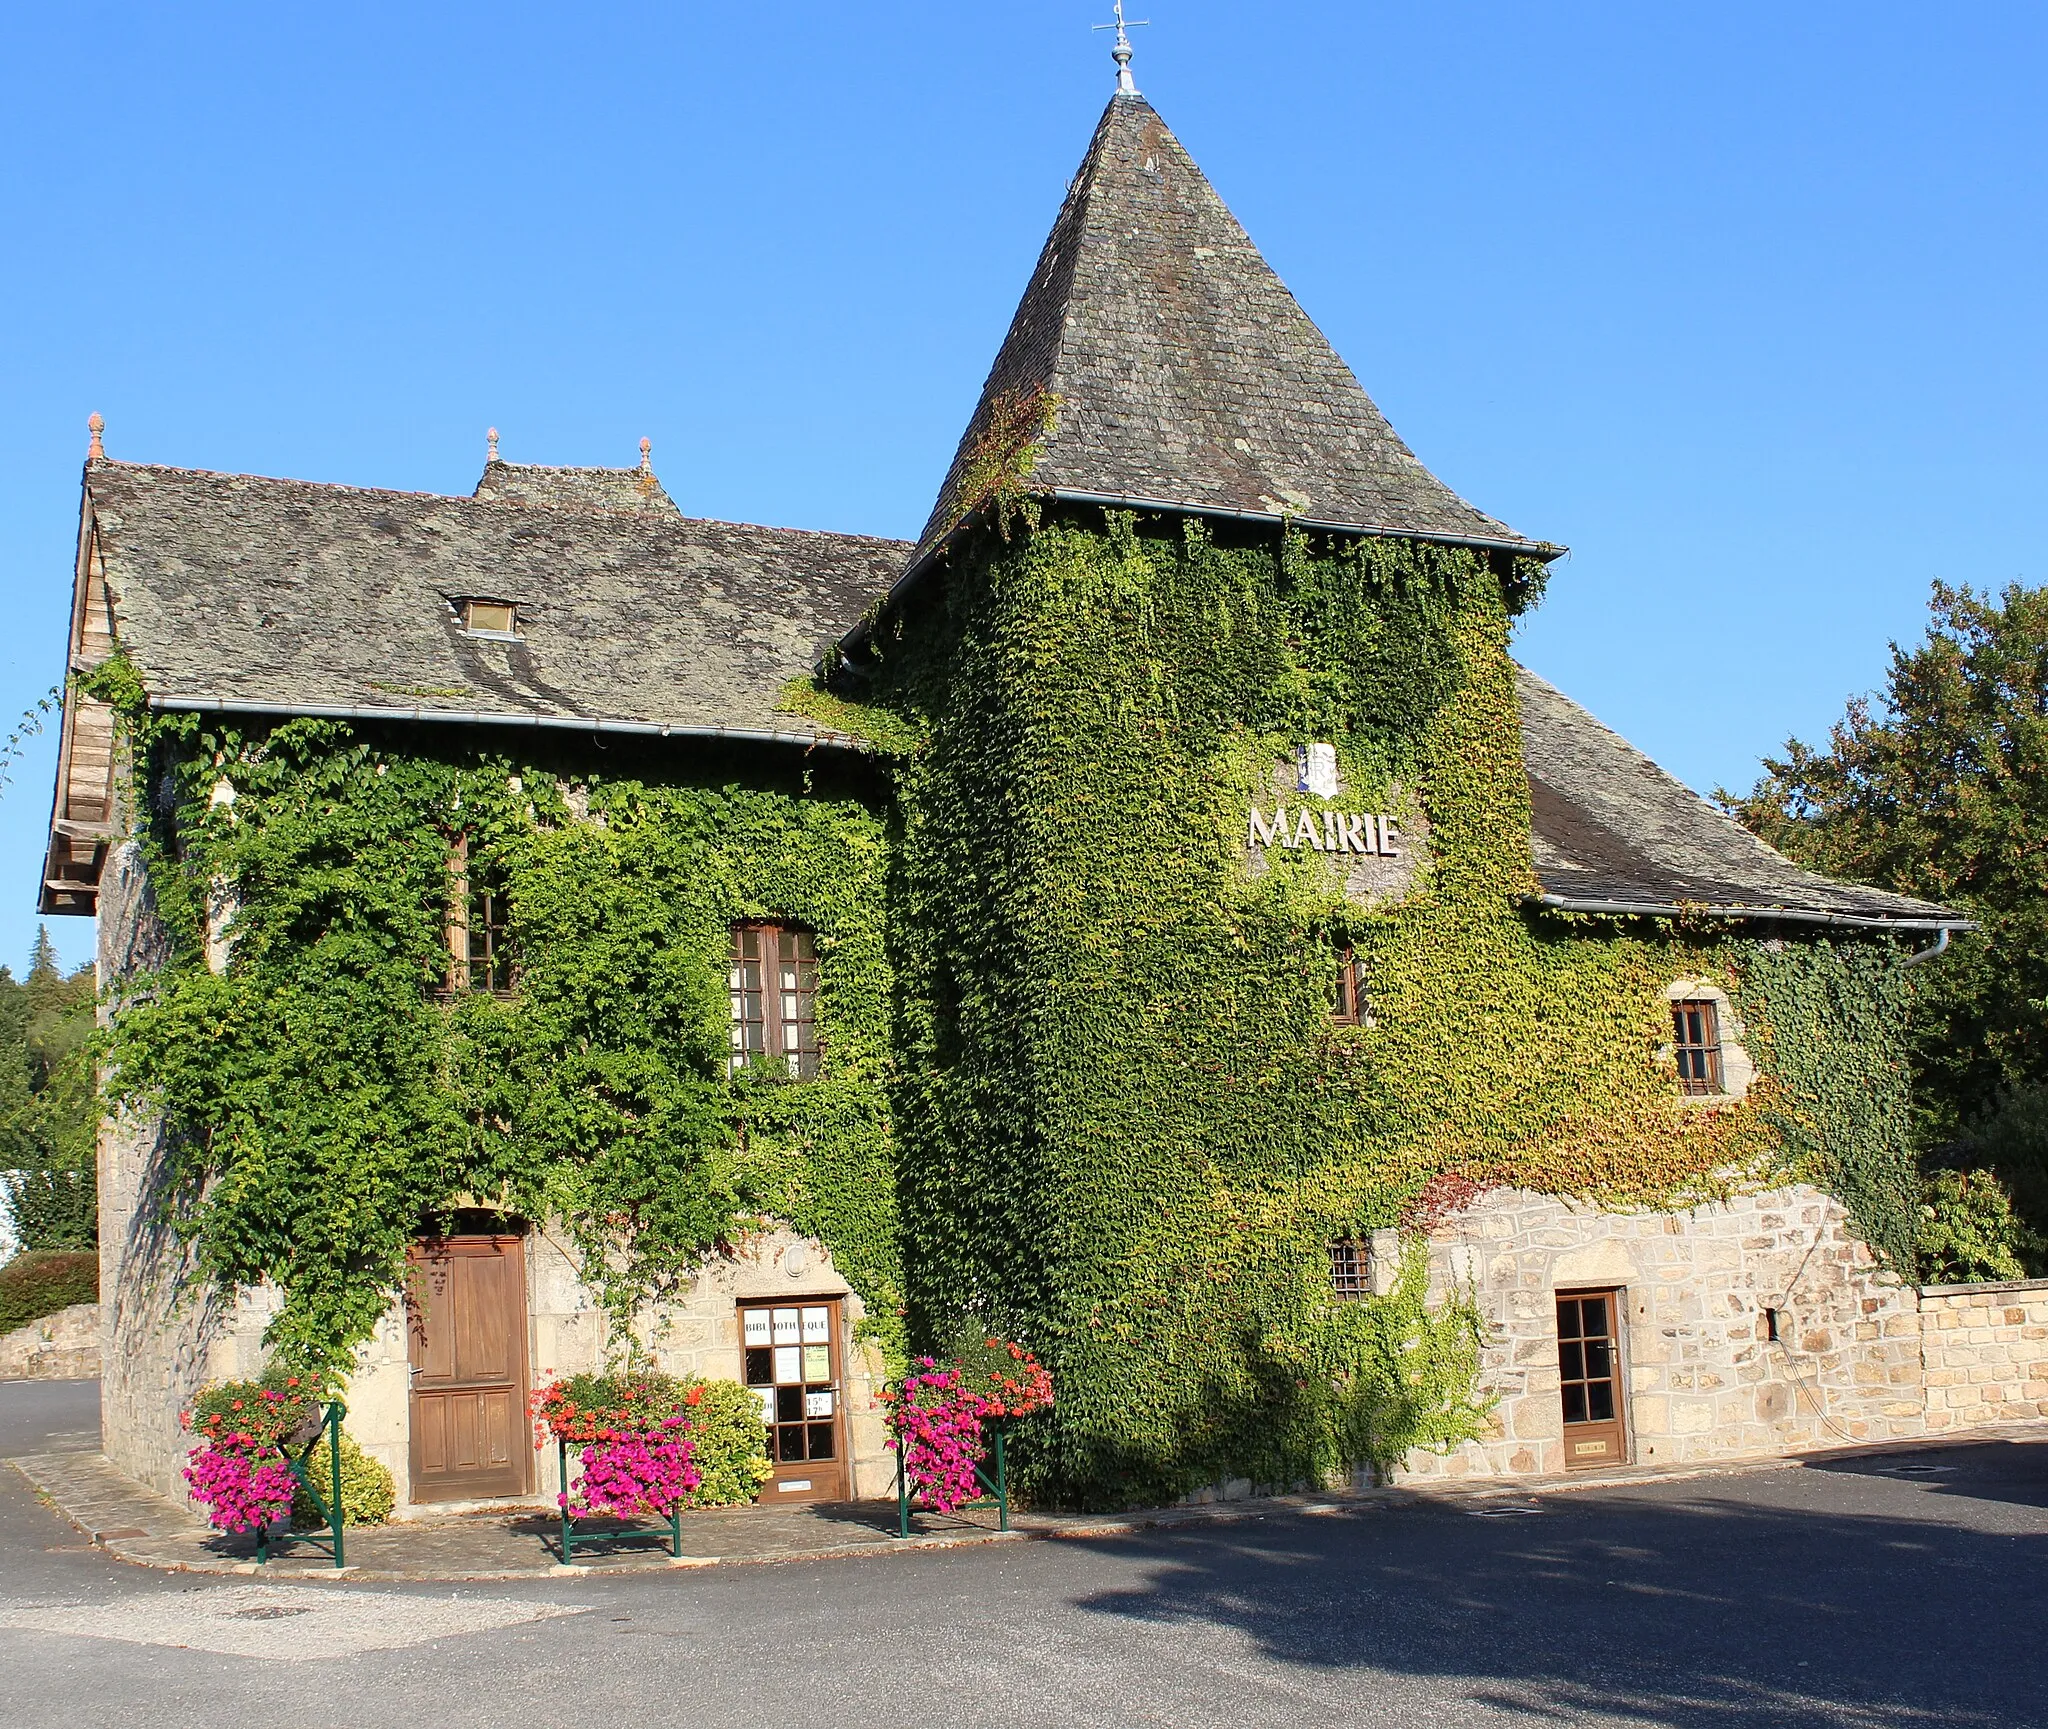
[894,1417,1012,1537]
[554,1435,687,1562]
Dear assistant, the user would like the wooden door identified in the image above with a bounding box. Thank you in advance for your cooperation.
[1557,1289,1628,1468]
[739,1298,850,1502]
[408,1236,530,1501]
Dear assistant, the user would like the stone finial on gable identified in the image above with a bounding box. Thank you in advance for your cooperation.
[87,412,105,462]
[486,426,500,465]
[639,437,652,476]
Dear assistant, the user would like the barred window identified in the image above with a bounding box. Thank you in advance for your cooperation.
[1672,999,1723,1096]
[730,923,820,1079]
[1331,947,1368,1027]
[1329,1237,1370,1300]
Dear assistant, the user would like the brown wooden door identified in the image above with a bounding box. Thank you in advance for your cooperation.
[1557,1289,1628,1468]
[408,1236,530,1501]
[739,1298,850,1502]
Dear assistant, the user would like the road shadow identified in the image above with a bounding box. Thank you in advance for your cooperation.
[1065,1457,2048,1727]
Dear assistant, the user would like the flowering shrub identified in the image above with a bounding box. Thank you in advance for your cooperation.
[885,1361,986,1514]
[183,1368,317,1451]
[884,1338,1053,1515]
[183,1443,297,1533]
[564,1415,702,1519]
[951,1337,1054,1418]
[530,1370,691,1446]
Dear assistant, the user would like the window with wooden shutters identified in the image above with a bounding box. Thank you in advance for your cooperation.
[1671,999,1723,1096]
[729,923,820,1078]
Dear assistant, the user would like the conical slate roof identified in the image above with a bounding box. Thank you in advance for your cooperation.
[913,93,1556,566]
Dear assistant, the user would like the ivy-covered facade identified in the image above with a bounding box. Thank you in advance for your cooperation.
[45,84,1967,1512]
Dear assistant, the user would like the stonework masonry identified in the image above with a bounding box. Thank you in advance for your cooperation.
[1917,1278,2048,1431]
[1395,1185,2044,1483]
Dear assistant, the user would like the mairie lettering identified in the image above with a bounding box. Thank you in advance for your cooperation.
[1247,807,1400,857]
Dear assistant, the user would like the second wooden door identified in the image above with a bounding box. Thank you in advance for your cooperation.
[1556,1288,1628,1468]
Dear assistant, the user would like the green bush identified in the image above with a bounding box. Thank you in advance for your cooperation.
[1916,1169,2039,1284]
[1947,1086,2048,1273]
[0,1249,97,1335]
[291,1430,397,1528]
[676,1376,774,1508]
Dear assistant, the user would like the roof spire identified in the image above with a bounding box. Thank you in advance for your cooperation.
[486,426,500,464]
[1092,0,1148,95]
[86,412,105,462]
[638,436,652,475]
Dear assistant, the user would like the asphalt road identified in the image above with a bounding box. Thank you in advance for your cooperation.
[0,1382,2041,1728]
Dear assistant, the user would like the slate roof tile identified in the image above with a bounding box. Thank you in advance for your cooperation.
[913,94,1556,568]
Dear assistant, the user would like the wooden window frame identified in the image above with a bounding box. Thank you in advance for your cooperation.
[1331,946,1369,1027]
[442,836,516,998]
[1671,998,1724,1096]
[728,921,821,1080]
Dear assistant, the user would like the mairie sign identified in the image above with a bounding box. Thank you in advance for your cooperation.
[1247,807,1401,856]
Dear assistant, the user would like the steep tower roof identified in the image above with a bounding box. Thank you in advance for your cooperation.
[911,93,1557,570]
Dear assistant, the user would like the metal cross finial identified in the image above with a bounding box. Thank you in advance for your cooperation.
[1092,0,1149,95]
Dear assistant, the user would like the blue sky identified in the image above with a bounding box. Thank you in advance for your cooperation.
[2,2,2043,974]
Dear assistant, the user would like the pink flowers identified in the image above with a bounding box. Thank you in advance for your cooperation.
[183,1443,296,1533]
[562,1416,702,1519]
[886,1360,994,1515]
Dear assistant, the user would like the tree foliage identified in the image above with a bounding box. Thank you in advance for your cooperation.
[0,927,98,1252]
[1726,581,2048,1266]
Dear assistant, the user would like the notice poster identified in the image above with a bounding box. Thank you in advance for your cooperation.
[772,1308,800,1344]
[801,1307,830,1342]
[742,1311,770,1346]
[805,1391,834,1418]
[756,1388,775,1426]
[803,1344,831,1383]
[774,1345,801,1383]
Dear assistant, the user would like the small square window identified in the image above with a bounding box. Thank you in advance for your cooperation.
[460,599,519,637]
[1329,1237,1370,1300]
[1672,999,1723,1096]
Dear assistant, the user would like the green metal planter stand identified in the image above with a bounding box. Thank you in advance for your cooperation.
[895,1420,1010,1538]
[255,1399,347,1568]
[555,1436,684,1562]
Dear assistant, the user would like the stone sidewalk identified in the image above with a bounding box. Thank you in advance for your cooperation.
[14,1422,2047,1583]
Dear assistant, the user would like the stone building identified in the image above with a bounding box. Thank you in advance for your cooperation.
[38,60,2013,1516]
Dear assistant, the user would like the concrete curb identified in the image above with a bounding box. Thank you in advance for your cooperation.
[16,1421,2046,1583]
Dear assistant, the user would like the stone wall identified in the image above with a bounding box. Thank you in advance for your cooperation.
[1917,1277,2048,1430]
[342,1223,892,1516]
[1395,1183,1926,1481]
[0,1302,102,1380]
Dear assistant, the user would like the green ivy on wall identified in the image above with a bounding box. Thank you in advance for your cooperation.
[852,508,1920,1508]
[87,666,904,1381]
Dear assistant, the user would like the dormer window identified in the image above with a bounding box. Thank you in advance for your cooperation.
[458,598,520,638]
